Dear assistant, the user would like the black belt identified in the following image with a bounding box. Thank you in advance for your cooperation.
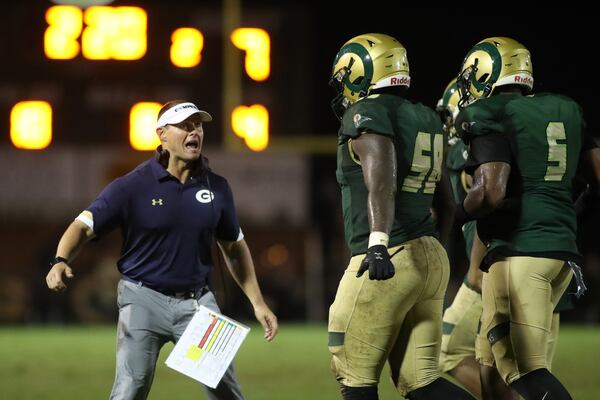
[153,286,198,299]
[123,276,206,299]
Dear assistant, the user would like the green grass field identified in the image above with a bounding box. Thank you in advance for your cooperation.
[1,324,598,399]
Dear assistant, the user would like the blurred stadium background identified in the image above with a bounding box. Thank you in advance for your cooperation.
[1,1,599,398]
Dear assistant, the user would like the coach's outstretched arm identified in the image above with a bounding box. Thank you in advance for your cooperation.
[46,217,95,291]
[218,238,279,342]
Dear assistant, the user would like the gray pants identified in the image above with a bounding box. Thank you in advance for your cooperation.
[109,279,244,400]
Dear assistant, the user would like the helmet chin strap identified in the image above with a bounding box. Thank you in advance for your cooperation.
[330,93,347,122]
[329,66,352,121]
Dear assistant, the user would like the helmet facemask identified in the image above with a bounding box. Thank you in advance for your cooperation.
[437,78,461,141]
[457,59,485,109]
[329,67,348,121]
[329,59,367,121]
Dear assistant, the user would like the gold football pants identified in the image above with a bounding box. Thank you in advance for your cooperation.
[476,257,572,384]
[328,236,450,396]
[439,281,482,373]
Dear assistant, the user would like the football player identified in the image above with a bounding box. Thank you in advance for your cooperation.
[437,79,487,399]
[439,80,582,400]
[453,37,600,400]
[327,33,475,400]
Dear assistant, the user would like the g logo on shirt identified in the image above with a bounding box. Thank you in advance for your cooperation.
[196,189,214,203]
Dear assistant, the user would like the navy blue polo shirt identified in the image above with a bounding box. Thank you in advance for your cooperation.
[86,157,241,290]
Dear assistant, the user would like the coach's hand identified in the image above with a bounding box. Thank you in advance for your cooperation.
[253,302,279,342]
[46,262,74,291]
[356,244,395,280]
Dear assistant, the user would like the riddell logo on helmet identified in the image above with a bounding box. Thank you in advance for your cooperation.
[514,75,533,86]
[391,76,410,85]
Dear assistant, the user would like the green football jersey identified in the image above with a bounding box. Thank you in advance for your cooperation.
[456,93,585,265]
[446,139,469,205]
[336,94,444,255]
[446,139,476,260]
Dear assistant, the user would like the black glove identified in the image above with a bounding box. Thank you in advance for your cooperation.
[356,245,395,280]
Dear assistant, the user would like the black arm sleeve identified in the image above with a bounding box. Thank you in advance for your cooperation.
[464,133,512,175]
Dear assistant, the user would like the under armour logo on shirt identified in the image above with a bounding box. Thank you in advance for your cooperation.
[152,198,163,206]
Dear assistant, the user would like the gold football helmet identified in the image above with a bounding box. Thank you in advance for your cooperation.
[330,33,410,119]
[436,78,460,137]
[457,37,533,108]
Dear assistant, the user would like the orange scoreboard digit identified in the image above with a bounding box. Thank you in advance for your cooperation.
[6,4,272,151]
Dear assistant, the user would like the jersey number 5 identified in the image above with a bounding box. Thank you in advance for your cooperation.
[544,122,567,181]
[401,132,443,194]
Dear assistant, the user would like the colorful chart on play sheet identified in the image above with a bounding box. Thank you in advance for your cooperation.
[165,305,250,388]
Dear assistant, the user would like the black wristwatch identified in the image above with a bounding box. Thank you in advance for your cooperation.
[49,256,68,268]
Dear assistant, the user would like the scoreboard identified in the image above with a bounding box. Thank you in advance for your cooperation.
[1,0,316,152]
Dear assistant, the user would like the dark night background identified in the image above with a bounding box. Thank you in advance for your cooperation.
[1,2,599,325]
[2,3,597,144]
[237,3,598,138]
[309,8,598,138]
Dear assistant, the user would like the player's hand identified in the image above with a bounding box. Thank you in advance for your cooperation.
[253,302,278,342]
[46,262,74,292]
[356,244,395,280]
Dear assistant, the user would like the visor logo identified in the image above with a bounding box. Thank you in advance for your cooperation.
[390,76,410,85]
[514,75,533,86]
[196,189,214,203]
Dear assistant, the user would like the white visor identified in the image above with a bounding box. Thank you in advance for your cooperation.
[372,73,411,90]
[156,102,212,129]
[496,73,534,90]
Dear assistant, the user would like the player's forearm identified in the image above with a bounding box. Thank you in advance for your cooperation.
[55,220,94,262]
[463,184,496,217]
[363,154,396,234]
[463,162,510,218]
[353,132,397,234]
[367,190,395,234]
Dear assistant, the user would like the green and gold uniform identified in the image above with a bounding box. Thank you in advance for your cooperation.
[336,94,442,255]
[459,93,584,267]
[329,94,448,395]
[457,93,589,384]
[440,135,573,375]
[446,140,476,258]
[439,140,482,374]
